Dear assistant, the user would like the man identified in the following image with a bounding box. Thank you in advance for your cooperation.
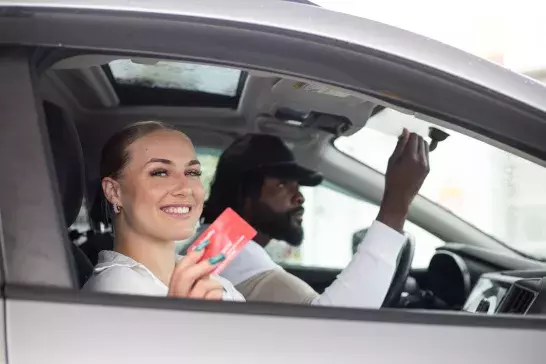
[198,128,429,308]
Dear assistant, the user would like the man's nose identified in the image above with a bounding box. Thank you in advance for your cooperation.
[293,189,305,206]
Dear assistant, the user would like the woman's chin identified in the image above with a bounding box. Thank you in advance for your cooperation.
[163,226,197,242]
[150,216,198,242]
[124,220,191,244]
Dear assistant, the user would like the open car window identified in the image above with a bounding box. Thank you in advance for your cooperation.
[267,183,445,269]
[335,108,546,261]
[189,147,445,269]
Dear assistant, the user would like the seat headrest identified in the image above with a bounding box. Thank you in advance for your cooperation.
[43,101,85,227]
[89,186,109,226]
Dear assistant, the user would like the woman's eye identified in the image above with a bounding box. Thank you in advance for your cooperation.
[185,169,202,178]
[150,169,168,177]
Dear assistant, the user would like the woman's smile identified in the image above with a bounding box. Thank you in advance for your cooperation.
[160,204,194,219]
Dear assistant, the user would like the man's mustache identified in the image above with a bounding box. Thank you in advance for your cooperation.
[288,206,305,216]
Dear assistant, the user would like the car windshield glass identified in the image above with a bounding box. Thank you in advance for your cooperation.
[335,108,546,260]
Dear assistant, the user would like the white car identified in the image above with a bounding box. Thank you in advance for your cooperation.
[1,0,546,363]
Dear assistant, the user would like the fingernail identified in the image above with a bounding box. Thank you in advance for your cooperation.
[194,239,210,252]
[209,253,225,265]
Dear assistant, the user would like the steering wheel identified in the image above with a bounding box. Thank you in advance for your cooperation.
[381,233,415,308]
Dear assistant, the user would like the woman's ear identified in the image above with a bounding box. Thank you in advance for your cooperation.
[102,177,122,208]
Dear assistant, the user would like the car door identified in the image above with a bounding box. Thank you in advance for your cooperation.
[1,1,546,363]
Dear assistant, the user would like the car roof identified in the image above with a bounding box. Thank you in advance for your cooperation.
[3,0,546,114]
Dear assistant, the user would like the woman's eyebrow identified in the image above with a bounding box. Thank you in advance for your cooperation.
[145,158,173,165]
[145,158,200,167]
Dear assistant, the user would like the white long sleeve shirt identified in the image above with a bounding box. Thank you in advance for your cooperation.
[83,221,404,308]
[193,220,405,308]
[82,250,245,301]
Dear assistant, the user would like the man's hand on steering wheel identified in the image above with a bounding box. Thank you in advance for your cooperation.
[377,128,430,232]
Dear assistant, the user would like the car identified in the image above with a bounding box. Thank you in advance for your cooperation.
[1,0,546,363]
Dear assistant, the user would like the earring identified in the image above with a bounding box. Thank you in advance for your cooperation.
[113,204,121,214]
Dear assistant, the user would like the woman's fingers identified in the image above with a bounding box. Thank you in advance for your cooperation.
[189,278,224,300]
[169,259,216,297]
[172,248,205,276]
[204,288,224,301]
[168,240,211,294]
[168,253,226,298]
[168,250,204,296]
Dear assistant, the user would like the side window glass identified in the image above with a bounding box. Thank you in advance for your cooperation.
[266,182,444,269]
[403,221,446,269]
[69,199,91,244]
[184,149,445,269]
[195,147,222,199]
[335,107,546,261]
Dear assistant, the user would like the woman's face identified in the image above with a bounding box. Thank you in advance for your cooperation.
[103,130,205,242]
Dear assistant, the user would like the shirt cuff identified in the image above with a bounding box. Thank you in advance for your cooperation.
[358,220,406,263]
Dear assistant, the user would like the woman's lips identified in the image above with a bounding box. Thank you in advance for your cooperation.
[160,205,193,218]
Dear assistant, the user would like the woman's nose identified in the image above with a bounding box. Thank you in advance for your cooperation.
[172,177,193,197]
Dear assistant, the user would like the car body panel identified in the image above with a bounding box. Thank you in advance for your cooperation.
[5,288,546,363]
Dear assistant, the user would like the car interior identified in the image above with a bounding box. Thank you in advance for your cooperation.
[39,52,546,316]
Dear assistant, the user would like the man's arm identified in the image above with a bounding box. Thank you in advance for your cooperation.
[377,129,430,233]
[236,268,319,304]
[314,220,405,308]
[313,130,429,308]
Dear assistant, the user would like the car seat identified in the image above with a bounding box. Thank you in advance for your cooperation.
[43,101,94,288]
[78,189,115,266]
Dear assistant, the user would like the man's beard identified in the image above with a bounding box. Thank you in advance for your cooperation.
[249,200,304,247]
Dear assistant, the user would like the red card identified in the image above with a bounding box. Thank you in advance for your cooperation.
[188,208,257,274]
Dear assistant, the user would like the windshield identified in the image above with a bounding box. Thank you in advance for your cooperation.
[335,108,546,260]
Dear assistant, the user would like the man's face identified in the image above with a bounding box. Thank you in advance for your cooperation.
[247,176,305,246]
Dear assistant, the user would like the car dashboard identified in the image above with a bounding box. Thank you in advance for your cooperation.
[416,244,546,315]
[463,271,545,315]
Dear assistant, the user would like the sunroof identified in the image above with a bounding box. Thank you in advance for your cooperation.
[106,59,245,108]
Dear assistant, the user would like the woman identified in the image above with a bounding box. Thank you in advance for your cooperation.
[83,121,244,301]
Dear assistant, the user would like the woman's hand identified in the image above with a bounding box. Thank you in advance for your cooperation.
[168,248,225,300]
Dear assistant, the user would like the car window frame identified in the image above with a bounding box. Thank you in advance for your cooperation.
[1,3,546,341]
[0,49,75,289]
